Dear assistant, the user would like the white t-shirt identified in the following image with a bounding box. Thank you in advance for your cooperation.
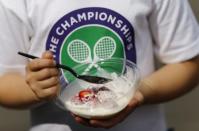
[0,0,199,131]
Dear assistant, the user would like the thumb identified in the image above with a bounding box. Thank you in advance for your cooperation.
[128,91,144,108]
[42,51,54,59]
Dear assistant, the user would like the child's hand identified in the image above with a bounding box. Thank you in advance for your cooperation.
[72,91,144,129]
[25,51,60,101]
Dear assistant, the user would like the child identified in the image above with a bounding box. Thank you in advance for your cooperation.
[0,0,199,131]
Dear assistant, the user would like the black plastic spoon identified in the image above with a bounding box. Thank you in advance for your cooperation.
[18,52,111,84]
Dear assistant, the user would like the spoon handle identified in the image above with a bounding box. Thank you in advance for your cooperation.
[56,63,78,77]
[18,52,78,77]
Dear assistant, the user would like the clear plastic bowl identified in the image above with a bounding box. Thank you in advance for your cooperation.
[56,58,140,119]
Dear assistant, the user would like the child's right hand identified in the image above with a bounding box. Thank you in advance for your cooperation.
[25,51,60,101]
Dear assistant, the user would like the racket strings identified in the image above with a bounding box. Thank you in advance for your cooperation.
[95,37,116,59]
[68,40,90,62]
[68,37,116,63]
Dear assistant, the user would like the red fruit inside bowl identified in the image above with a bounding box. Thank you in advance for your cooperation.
[71,87,112,105]
[79,89,95,102]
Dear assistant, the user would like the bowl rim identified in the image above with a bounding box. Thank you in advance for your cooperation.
[56,57,141,114]
[60,57,140,87]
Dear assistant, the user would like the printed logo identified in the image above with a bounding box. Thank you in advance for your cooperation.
[46,7,136,83]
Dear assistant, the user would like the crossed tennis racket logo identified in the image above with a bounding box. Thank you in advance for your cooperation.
[67,36,117,63]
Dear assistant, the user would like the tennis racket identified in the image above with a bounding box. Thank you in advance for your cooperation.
[93,36,116,61]
[67,39,92,63]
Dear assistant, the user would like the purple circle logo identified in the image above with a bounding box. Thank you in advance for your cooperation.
[46,7,136,65]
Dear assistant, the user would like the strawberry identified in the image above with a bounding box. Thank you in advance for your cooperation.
[79,89,94,101]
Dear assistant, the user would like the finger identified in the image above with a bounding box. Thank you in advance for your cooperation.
[90,119,112,129]
[74,116,91,127]
[42,51,54,59]
[132,91,145,106]
[89,114,125,129]
[37,76,60,89]
[89,103,137,129]
[36,86,59,100]
[128,97,140,108]
[89,115,119,128]
[28,59,56,71]
[115,98,140,120]
[27,68,59,81]
[72,114,99,128]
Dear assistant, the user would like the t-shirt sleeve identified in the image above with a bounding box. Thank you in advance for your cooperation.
[0,0,32,75]
[149,0,199,63]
